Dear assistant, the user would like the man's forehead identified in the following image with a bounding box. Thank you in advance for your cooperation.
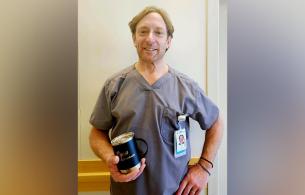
[136,12,167,28]
[137,26,165,31]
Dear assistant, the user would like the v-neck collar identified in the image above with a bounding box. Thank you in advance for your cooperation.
[133,64,172,90]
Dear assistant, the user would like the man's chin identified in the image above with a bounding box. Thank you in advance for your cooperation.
[140,57,155,64]
[140,56,164,64]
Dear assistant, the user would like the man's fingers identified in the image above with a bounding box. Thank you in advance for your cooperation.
[189,187,199,195]
[182,183,193,195]
[139,158,146,172]
[111,155,119,164]
[111,168,139,182]
[107,156,120,171]
[109,157,147,182]
[131,168,143,180]
[133,158,146,174]
[176,179,188,195]
[195,189,201,195]
[107,155,119,168]
[131,159,146,180]
[122,168,140,181]
[139,163,146,173]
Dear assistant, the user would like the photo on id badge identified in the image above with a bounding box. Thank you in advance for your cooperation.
[174,129,187,158]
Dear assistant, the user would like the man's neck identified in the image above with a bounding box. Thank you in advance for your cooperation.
[135,60,167,75]
[135,60,169,85]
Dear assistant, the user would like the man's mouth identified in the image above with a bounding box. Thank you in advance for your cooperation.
[144,48,157,51]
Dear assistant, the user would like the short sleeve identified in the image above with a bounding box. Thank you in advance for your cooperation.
[189,86,219,130]
[89,81,114,130]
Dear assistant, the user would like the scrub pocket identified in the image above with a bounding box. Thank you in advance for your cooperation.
[160,107,180,144]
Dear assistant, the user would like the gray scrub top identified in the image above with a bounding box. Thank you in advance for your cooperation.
[90,65,219,195]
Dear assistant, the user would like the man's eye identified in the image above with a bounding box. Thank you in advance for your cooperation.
[139,30,148,34]
[155,31,165,37]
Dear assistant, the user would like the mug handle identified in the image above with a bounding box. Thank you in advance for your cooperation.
[135,138,148,158]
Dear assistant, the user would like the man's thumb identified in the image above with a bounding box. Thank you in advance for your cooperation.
[110,155,119,165]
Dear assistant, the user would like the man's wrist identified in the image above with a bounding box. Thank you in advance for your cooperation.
[196,162,211,176]
[198,157,213,172]
[199,156,214,168]
[197,157,213,176]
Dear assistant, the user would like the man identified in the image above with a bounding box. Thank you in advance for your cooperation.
[89,6,223,195]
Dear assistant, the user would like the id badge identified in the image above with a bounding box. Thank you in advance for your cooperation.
[174,128,187,158]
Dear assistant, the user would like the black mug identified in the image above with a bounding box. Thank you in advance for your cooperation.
[111,131,148,173]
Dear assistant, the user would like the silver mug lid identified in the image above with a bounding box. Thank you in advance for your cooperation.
[111,131,134,146]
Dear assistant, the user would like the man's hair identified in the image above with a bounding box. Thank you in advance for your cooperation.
[128,6,174,38]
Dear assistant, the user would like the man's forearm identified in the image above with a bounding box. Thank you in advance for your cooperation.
[89,127,114,162]
[200,115,223,169]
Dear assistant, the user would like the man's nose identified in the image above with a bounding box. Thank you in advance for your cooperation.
[145,32,155,42]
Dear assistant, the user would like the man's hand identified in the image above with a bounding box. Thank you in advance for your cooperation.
[176,164,209,195]
[106,155,146,182]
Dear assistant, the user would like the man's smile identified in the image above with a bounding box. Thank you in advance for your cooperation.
[144,48,157,51]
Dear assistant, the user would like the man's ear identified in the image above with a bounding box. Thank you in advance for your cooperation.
[166,36,172,51]
[132,34,137,47]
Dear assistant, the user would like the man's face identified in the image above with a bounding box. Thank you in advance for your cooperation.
[179,135,184,143]
[133,12,172,64]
